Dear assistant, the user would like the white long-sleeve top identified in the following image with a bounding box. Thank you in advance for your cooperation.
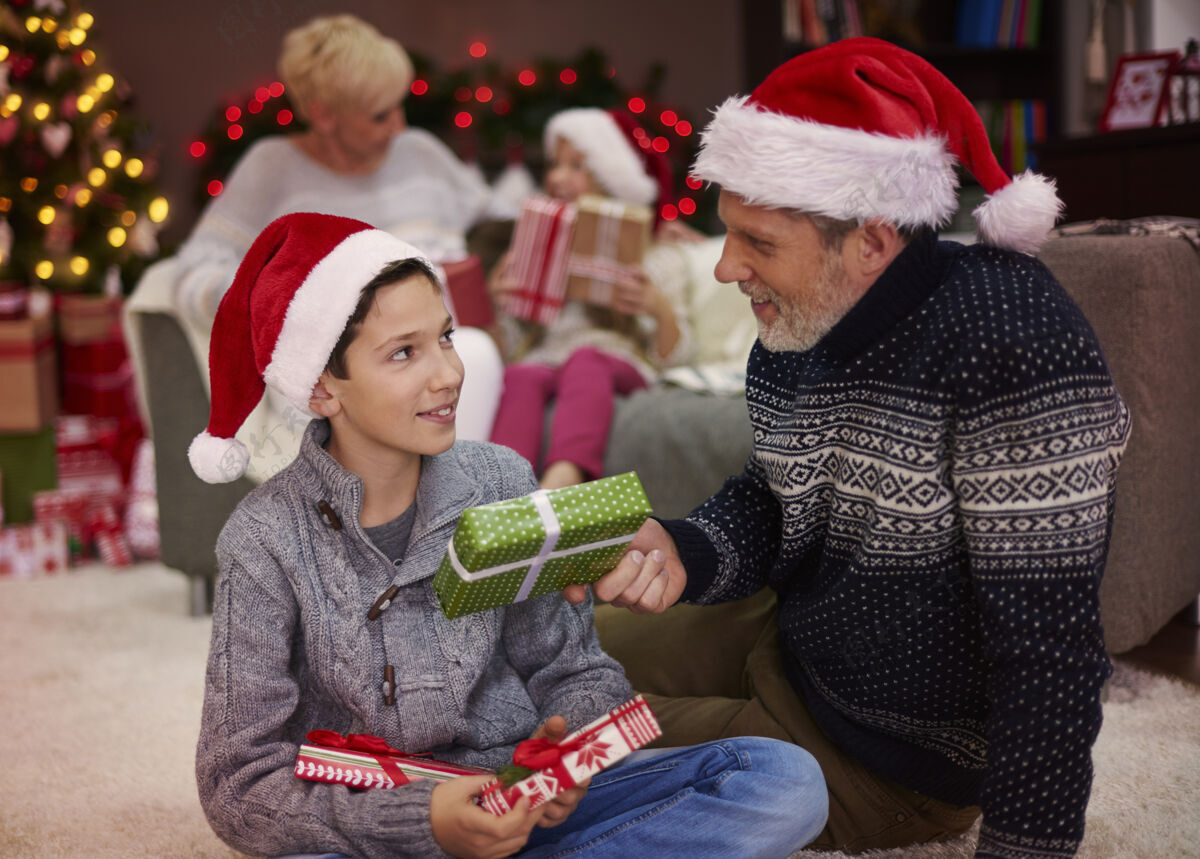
[175,129,494,328]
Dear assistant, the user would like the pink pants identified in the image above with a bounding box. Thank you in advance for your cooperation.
[490,347,649,480]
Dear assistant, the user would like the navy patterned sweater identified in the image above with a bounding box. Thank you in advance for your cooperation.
[662,232,1131,858]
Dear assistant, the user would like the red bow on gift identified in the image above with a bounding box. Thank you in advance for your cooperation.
[305,730,429,787]
[512,730,597,770]
[306,730,407,757]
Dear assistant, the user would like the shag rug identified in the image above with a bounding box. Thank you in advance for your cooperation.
[1,564,1197,858]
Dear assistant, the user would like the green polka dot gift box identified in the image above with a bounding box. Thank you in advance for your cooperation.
[434,472,652,619]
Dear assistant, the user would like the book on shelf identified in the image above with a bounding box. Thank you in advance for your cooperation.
[781,0,863,46]
[954,0,1042,48]
[975,99,1046,174]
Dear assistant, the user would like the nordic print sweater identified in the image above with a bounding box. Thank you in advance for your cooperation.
[664,233,1131,858]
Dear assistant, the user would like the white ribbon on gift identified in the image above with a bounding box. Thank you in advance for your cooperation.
[445,489,636,603]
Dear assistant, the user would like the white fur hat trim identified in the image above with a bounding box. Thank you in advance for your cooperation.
[692,95,960,229]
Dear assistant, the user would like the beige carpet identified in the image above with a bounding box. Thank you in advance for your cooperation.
[1,564,1197,858]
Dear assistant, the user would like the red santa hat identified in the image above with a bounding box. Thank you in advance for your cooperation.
[692,37,1062,254]
[544,107,673,210]
[188,212,437,484]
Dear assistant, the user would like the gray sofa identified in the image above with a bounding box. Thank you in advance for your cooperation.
[129,223,1200,652]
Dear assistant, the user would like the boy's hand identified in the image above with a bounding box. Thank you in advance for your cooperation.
[525,715,590,828]
[431,775,545,859]
[564,518,686,613]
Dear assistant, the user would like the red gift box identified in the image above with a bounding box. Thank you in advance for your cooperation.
[59,336,138,421]
[55,415,124,503]
[499,194,577,325]
[0,521,69,577]
[441,255,495,330]
[477,695,662,815]
[295,731,492,790]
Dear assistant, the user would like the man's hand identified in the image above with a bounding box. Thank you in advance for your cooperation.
[563,519,686,613]
[527,715,590,828]
[430,775,544,859]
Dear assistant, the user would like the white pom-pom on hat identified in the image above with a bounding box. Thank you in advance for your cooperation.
[973,170,1064,255]
[188,431,250,485]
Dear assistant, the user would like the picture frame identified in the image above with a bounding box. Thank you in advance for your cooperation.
[1099,50,1181,133]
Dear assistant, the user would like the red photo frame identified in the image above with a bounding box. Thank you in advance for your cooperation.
[1099,50,1181,132]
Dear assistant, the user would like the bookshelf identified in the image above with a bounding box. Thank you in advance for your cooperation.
[741,1,1065,142]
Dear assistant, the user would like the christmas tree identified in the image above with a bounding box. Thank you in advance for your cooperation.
[0,0,168,296]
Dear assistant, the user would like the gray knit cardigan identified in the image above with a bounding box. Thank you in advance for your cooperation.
[195,420,632,858]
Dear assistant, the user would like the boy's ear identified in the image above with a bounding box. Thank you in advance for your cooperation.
[308,376,341,418]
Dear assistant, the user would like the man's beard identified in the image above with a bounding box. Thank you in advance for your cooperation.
[749,251,854,353]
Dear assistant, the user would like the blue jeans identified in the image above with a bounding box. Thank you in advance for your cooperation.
[517,737,827,858]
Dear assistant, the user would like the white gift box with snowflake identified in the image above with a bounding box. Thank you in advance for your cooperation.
[433,472,652,619]
[477,695,662,815]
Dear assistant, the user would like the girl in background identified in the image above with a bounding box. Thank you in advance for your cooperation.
[489,109,694,489]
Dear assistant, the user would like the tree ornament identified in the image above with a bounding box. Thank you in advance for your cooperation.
[9,53,35,81]
[40,121,71,157]
[44,53,67,85]
[0,115,18,146]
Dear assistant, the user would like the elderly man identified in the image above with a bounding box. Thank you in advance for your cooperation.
[570,38,1131,857]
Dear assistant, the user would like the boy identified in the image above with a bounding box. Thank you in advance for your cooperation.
[191,212,826,858]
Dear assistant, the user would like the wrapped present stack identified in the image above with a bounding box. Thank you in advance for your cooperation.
[433,472,652,619]
[1,415,148,575]
[499,194,577,325]
[477,695,662,815]
[565,195,652,309]
[295,730,492,790]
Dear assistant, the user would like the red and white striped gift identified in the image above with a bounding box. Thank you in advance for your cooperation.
[295,731,492,790]
[477,695,662,815]
[500,194,577,325]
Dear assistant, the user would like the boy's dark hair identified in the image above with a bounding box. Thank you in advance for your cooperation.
[325,257,440,379]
